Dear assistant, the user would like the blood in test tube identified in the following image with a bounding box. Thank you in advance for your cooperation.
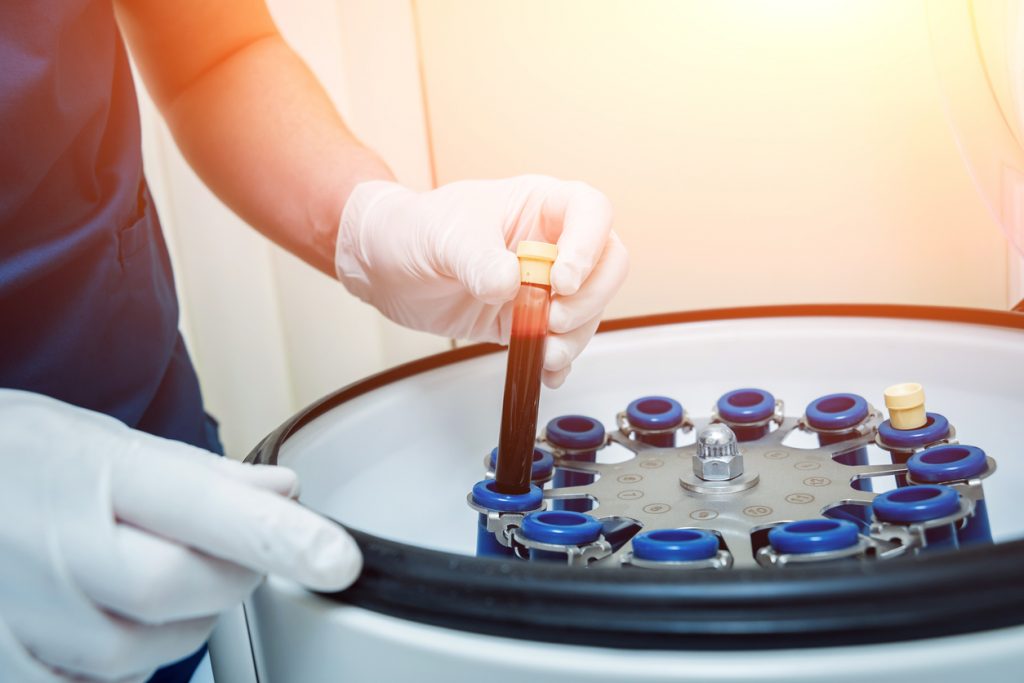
[494,241,558,495]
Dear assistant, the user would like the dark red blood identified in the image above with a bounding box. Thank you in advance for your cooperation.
[494,283,551,495]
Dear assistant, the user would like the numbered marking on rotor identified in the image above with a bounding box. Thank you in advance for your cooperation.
[617,473,643,484]
[618,489,644,500]
[639,459,664,469]
[786,492,816,504]
[690,509,719,520]
[743,505,774,517]
[643,503,671,514]
[794,461,821,471]
[764,450,789,460]
[803,476,832,487]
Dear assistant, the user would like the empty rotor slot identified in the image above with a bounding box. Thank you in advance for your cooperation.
[676,425,697,446]
[548,492,601,511]
[843,443,905,493]
[598,516,643,552]
[822,500,873,532]
[596,440,637,464]
[551,460,603,478]
[748,523,785,558]
[780,427,823,449]
[706,527,730,554]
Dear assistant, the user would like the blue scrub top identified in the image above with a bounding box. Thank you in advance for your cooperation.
[1,1,220,680]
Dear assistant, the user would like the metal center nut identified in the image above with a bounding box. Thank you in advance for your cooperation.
[694,424,743,481]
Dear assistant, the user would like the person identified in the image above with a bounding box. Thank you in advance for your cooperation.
[0,1,629,682]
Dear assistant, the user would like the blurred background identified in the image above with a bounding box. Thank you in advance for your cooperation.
[133,0,1022,456]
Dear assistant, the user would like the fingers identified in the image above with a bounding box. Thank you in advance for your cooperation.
[432,185,520,305]
[536,181,614,297]
[50,614,215,683]
[462,248,520,305]
[542,364,573,390]
[75,524,263,625]
[544,313,602,375]
[548,231,628,335]
[0,618,74,683]
[199,457,300,498]
[110,440,362,592]
[110,427,302,500]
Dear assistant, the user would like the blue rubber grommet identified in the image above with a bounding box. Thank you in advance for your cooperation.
[489,447,555,481]
[471,479,544,512]
[625,396,684,430]
[871,484,961,524]
[877,413,950,449]
[716,388,775,424]
[631,529,719,562]
[768,519,860,555]
[805,393,869,431]
[519,511,603,546]
[545,415,606,450]
[908,444,988,483]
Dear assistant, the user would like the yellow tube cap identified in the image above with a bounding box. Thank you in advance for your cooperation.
[516,241,558,286]
[883,382,927,430]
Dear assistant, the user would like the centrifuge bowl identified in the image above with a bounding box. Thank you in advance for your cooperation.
[245,305,1024,664]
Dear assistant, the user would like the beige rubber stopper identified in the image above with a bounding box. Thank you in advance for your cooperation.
[884,382,927,430]
[516,241,558,286]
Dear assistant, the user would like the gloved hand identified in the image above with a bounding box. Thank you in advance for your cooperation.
[0,390,360,683]
[336,175,629,387]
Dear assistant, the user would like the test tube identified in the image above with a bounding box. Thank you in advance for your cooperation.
[907,444,992,545]
[871,484,963,551]
[804,393,872,524]
[494,241,558,495]
[629,529,720,566]
[518,510,603,562]
[715,388,776,442]
[877,383,951,486]
[767,519,861,561]
[624,396,684,447]
[546,415,605,512]
[470,479,544,558]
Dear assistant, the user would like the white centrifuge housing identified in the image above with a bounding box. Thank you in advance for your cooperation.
[214,305,1024,683]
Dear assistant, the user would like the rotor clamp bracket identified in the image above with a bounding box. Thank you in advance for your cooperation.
[755,538,872,568]
[797,406,882,438]
[466,496,544,549]
[621,549,733,571]
[869,497,976,554]
[711,399,786,430]
[615,411,693,440]
[509,530,614,567]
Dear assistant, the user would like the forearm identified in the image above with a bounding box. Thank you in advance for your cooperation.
[157,34,393,275]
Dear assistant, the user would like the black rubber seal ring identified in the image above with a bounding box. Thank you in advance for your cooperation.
[246,304,1024,650]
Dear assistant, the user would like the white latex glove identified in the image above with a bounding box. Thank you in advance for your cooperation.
[336,175,629,387]
[0,390,360,683]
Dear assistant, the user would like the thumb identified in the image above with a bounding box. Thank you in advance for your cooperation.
[454,245,520,306]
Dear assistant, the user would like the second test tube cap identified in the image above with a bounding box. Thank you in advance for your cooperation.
[884,383,927,430]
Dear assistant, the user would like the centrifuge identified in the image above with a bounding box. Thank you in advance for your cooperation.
[210,304,1024,683]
